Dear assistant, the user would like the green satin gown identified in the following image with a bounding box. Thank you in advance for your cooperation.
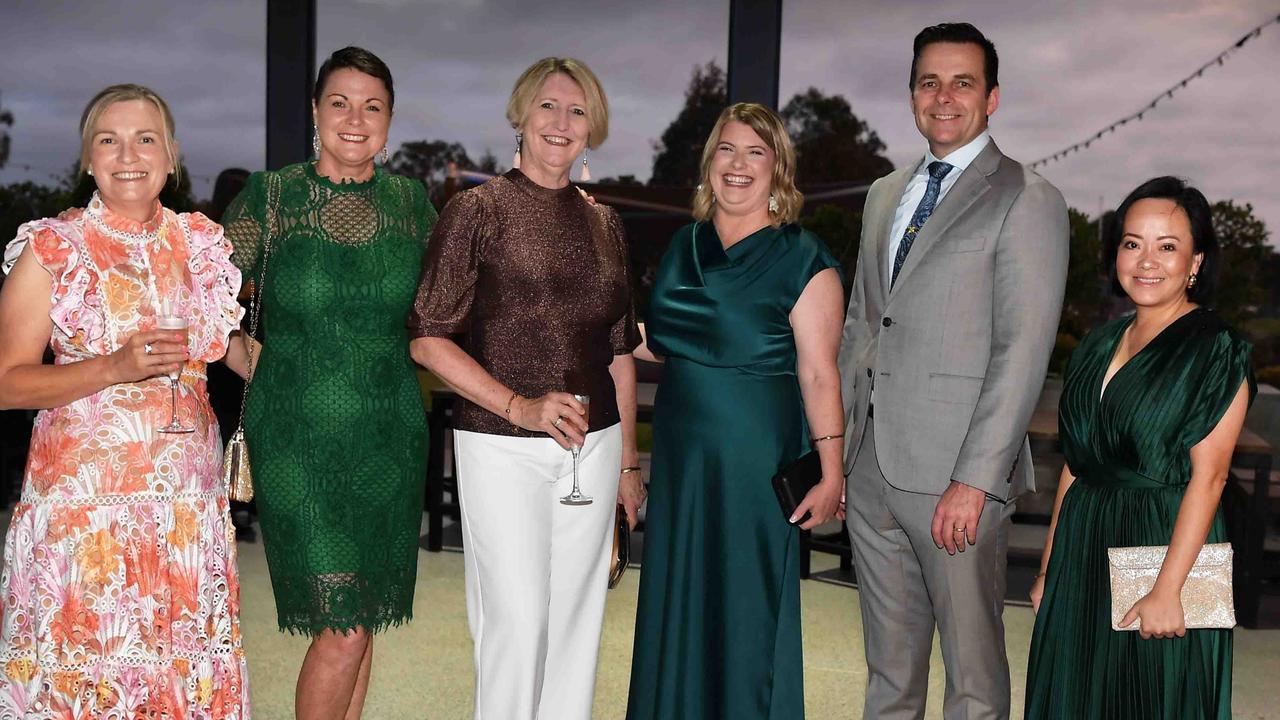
[627,222,841,720]
[1025,308,1255,719]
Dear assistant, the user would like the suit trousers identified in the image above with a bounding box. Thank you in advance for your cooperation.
[846,418,1015,719]
[454,425,621,720]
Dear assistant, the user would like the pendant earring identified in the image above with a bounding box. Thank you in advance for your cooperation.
[768,194,779,214]
[512,133,523,170]
[1188,273,1198,288]
[578,149,592,183]
[312,129,321,158]
[380,146,390,165]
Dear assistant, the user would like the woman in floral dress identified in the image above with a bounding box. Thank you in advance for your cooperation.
[0,84,249,718]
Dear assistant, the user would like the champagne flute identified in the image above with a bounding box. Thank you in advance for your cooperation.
[157,312,194,433]
[559,393,592,506]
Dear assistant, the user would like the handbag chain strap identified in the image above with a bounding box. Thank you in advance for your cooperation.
[232,172,281,429]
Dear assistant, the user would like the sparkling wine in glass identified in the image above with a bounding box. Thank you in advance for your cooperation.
[559,393,592,506]
[157,313,194,433]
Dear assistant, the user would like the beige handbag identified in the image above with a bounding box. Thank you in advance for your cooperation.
[221,175,280,503]
[1107,542,1235,631]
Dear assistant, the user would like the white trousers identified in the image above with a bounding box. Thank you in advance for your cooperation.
[453,424,621,720]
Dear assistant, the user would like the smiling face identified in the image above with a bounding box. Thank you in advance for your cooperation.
[518,72,590,188]
[707,120,775,221]
[910,41,999,158]
[87,99,174,222]
[313,67,391,180]
[1116,198,1204,309]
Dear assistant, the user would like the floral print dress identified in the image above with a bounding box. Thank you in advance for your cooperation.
[0,194,249,718]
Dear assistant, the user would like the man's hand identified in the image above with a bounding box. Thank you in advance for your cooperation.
[930,480,985,554]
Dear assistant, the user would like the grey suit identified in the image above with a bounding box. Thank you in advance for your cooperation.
[839,140,1068,718]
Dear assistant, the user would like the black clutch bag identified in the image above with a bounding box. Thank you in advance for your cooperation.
[772,450,822,525]
[608,503,630,589]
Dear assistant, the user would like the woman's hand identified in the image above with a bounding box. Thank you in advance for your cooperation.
[1120,587,1186,639]
[511,392,588,450]
[793,475,844,530]
[108,330,187,384]
[1029,574,1046,615]
[617,468,646,530]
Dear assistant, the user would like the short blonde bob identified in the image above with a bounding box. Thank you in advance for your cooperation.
[692,103,802,226]
[506,57,609,150]
[78,84,180,184]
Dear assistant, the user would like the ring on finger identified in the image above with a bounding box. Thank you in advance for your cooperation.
[144,343,153,354]
[954,526,966,533]
[553,416,564,429]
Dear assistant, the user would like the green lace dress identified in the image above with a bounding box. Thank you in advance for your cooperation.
[1025,308,1255,718]
[224,162,436,634]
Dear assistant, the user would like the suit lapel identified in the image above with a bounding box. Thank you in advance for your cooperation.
[867,169,912,313]
[887,141,1002,299]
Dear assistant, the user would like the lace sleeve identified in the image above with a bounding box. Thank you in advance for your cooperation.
[222,171,269,276]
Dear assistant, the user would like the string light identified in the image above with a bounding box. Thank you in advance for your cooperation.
[1030,13,1278,169]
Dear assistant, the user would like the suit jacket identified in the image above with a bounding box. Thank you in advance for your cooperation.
[839,140,1068,501]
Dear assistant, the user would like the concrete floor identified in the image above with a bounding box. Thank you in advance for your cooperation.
[234,527,1280,720]
[0,507,1275,719]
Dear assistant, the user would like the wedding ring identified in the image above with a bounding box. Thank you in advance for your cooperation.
[954,526,966,533]
[553,417,564,428]
[144,343,153,354]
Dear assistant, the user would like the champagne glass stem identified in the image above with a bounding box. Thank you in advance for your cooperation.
[168,377,180,426]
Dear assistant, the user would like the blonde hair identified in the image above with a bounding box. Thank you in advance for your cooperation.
[692,103,802,225]
[506,57,609,149]
[78,84,180,184]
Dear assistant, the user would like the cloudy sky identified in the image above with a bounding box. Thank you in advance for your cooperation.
[1,0,1276,243]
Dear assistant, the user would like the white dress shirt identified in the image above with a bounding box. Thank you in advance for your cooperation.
[884,131,991,285]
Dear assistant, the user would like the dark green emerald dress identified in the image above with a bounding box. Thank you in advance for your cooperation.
[1025,308,1255,719]
[627,222,841,720]
[224,163,436,634]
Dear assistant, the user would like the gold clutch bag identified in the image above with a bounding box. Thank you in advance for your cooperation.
[222,425,254,502]
[1107,542,1235,631]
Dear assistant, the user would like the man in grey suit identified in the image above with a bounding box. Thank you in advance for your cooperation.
[839,23,1069,719]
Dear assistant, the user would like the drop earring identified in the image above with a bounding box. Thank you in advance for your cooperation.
[312,128,321,158]
[578,148,592,183]
[512,133,523,170]
[380,146,390,165]
[768,194,779,214]
[1188,273,1198,288]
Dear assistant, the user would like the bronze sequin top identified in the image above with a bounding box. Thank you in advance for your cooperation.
[409,169,641,436]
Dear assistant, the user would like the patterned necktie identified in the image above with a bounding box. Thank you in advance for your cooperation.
[890,160,954,288]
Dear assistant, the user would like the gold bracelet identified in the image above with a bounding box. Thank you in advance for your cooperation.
[810,434,842,443]
[504,391,519,428]
[620,466,642,474]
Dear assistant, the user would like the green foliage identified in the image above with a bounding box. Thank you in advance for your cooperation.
[0,91,12,170]
[388,139,471,191]
[1060,208,1107,338]
[781,88,893,185]
[0,181,66,245]
[800,203,861,289]
[1050,332,1081,377]
[649,62,726,186]
[1210,199,1274,328]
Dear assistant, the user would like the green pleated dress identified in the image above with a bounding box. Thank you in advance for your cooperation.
[627,222,841,720]
[1025,307,1255,719]
[223,163,436,635]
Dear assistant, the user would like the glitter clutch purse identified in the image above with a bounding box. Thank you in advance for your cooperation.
[1107,542,1235,631]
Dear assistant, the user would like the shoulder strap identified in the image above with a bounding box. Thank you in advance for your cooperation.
[232,172,281,426]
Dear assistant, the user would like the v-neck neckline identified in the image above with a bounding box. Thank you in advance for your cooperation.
[1098,306,1203,400]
